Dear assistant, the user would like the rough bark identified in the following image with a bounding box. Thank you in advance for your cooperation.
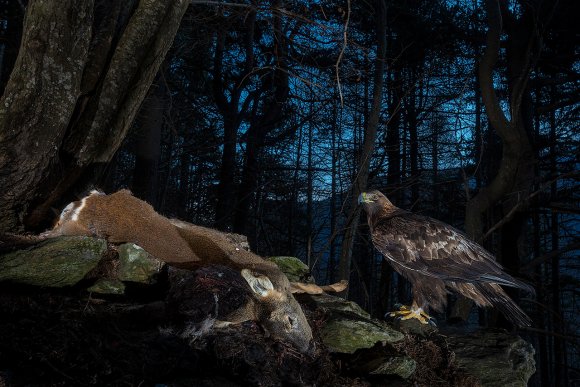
[0,0,189,233]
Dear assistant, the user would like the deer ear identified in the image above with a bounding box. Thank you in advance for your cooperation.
[241,269,274,297]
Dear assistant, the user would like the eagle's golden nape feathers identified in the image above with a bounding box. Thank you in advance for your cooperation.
[359,189,534,328]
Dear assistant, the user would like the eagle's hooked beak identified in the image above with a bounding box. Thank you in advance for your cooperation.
[358,192,371,204]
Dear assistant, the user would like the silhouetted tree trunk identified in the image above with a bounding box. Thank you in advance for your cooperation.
[431,117,441,217]
[328,91,339,284]
[0,0,189,233]
[548,87,566,386]
[338,0,387,288]
[407,69,419,210]
[0,0,24,94]
[132,78,165,205]
[306,117,314,268]
[210,5,258,230]
[233,1,289,238]
[453,0,537,322]
[212,22,245,230]
[288,123,303,255]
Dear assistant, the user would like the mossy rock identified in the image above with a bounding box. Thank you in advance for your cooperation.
[267,256,313,283]
[0,236,106,287]
[117,243,164,284]
[320,310,404,354]
[306,293,370,318]
[448,329,536,387]
[87,278,126,295]
[367,354,416,378]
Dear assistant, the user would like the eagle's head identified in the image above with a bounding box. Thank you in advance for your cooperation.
[358,190,395,217]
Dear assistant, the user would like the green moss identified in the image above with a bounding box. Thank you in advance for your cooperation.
[309,294,371,318]
[0,236,106,287]
[449,330,536,387]
[267,256,311,283]
[87,278,125,295]
[369,356,416,378]
[117,243,163,284]
[320,314,404,354]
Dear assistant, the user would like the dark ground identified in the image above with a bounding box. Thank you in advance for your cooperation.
[0,279,479,387]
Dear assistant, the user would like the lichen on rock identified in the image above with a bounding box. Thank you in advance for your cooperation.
[447,329,536,387]
[267,256,314,283]
[0,236,105,287]
[117,243,163,284]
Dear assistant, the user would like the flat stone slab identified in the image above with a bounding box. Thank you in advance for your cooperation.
[117,243,164,284]
[320,310,404,354]
[447,329,536,387]
[0,236,106,287]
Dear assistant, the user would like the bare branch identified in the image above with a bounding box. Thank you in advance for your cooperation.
[335,0,350,107]
[480,171,580,242]
[522,241,580,272]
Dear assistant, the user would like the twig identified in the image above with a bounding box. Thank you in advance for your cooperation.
[335,0,350,107]
[480,171,579,242]
[519,326,580,345]
[190,1,253,8]
[522,241,580,272]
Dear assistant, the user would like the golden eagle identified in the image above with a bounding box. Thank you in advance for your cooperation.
[359,190,533,326]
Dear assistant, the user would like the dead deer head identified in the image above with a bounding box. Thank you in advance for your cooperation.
[240,269,312,352]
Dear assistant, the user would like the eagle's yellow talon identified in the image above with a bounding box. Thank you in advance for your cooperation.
[387,305,435,325]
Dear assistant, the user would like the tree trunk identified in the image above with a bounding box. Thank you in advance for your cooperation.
[386,68,402,198]
[233,1,289,237]
[338,0,387,288]
[407,70,419,210]
[132,78,165,205]
[306,119,314,268]
[328,96,339,284]
[549,88,565,386]
[215,113,239,230]
[0,0,24,95]
[0,0,189,233]
[453,0,537,323]
[213,9,256,231]
[376,62,403,316]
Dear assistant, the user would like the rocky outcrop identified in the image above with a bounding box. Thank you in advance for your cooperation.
[447,329,536,387]
[0,236,536,386]
[0,236,106,286]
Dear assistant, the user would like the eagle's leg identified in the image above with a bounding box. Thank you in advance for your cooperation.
[388,301,435,325]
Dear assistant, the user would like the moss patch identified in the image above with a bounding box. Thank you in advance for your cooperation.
[0,236,106,287]
[87,278,126,295]
[320,312,404,354]
[267,256,312,283]
[117,243,163,284]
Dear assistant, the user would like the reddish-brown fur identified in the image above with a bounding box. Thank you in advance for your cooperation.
[44,189,313,352]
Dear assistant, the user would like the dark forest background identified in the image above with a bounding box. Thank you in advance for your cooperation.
[0,0,578,386]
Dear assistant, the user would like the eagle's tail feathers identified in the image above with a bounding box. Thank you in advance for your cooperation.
[477,283,533,327]
[479,274,535,296]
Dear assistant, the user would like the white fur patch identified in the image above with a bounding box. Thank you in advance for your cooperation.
[58,202,75,222]
[71,196,88,221]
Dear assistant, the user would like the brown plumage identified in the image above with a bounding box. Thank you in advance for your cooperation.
[359,190,533,327]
